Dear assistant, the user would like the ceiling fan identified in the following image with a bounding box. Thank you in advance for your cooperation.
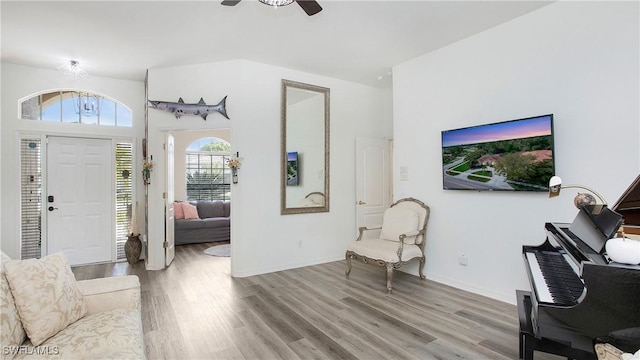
[221,0,323,16]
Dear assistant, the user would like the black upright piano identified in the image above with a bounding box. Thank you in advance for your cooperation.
[518,177,640,359]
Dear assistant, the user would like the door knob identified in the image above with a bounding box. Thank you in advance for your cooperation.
[357,200,366,205]
[48,206,58,211]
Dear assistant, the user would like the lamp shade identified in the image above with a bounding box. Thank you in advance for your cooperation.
[547,175,608,206]
[549,175,562,198]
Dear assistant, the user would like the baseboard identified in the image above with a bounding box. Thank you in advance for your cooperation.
[424,273,516,305]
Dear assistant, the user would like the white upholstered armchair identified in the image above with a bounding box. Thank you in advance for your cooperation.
[345,198,430,293]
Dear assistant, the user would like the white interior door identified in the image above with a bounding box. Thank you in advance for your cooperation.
[355,137,392,239]
[47,137,113,265]
[165,134,175,267]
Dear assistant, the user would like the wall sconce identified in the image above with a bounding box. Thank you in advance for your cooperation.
[143,160,153,186]
[227,152,242,184]
[548,175,608,207]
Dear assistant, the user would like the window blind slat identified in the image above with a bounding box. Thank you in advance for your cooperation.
[115,143,133,260]
[20,139,42,259]
[186,153,231,201]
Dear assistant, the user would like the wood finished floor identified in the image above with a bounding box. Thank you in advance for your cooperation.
[72,242,563,360]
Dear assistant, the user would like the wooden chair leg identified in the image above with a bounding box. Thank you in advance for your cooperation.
[418,256,426,280]
[386,264,394,293]
[345,252,352,277]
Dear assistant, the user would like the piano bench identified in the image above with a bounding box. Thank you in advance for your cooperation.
[517,290,596,360]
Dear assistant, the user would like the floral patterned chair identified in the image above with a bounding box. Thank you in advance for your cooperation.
[1,251,145,359]
[345,198,430,293]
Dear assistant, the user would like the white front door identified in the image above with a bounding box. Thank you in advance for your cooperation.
[47,137,113,265]
[355,137,392,239]
[165,134,175,267]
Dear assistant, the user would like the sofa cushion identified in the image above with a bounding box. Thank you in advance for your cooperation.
[174,202,185,220]
[182,202,199,220]
[200,217,230,228]
[380,207,420,244]
[1,252,27,357]
[175,217,230,230]
[78,276,141,315]
[4,252,87,346]
[196,200,226,219]
[223,201,231,217]
[13,308,144,360]
[346,239,423,262]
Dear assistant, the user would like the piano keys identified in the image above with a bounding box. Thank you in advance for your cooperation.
[518,221,640,359]
[524,249,583,305]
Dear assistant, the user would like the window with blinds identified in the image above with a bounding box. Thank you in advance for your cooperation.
[186,153,232,201]
[185,137,232,201]
[20,139,42,259]
[115,142,133,260]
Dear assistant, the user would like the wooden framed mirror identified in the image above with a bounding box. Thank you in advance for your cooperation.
[281,79,330,215]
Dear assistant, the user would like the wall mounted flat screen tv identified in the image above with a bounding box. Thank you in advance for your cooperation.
[441,114,554,191]
[287,151,299,186]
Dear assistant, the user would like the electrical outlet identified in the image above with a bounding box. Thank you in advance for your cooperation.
[458,255,468,266]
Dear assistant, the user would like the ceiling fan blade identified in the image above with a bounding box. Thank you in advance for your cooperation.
[296,0,322,16]
[221,0,241,6]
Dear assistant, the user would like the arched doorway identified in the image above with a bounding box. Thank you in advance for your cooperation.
[169,131,232,264]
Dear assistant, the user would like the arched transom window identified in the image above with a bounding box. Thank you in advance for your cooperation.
[20,90,132,127]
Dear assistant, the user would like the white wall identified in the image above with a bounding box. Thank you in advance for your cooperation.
[393,1,639,303]
[146,59,392,274]
[0,63,145,258]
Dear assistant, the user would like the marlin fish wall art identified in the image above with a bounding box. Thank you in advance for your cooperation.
[148,96,229,120]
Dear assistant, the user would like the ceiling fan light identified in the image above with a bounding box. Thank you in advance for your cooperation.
[258,0,294,9]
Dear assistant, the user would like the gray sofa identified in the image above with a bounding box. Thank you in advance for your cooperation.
[175,200,230,245]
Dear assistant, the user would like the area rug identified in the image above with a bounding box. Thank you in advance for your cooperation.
[203,244,230,257]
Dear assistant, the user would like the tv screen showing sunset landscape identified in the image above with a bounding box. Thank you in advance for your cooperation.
[441,114,554,191]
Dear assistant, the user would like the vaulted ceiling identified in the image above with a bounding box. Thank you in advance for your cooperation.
[1,1,551,87]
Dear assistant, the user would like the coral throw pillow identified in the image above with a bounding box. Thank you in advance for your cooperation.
[182,202,199,220]
[174,202,185,220]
